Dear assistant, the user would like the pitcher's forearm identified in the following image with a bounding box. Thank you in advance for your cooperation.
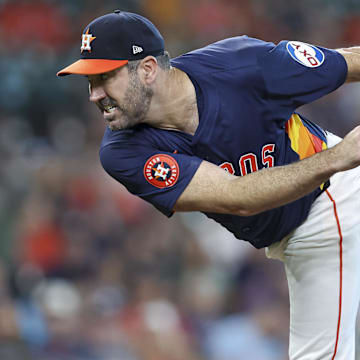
[229,149,336,216]
[175,126,360,216]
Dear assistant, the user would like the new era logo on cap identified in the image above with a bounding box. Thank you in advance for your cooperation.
[132,45,143,55]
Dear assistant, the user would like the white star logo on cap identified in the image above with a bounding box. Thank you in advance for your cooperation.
[81,29,96,53]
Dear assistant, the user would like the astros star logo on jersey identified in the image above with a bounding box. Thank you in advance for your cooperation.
[144,154,179,188]
[81,28,96,53]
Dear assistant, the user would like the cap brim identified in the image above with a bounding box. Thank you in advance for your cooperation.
[57,59,129,76]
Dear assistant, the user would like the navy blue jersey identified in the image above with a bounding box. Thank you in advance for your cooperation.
[100,36,347,248]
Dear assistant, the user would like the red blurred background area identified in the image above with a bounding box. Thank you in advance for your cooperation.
[0,0,72,52]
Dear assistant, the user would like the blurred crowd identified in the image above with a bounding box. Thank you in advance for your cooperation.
[1,0,360,359]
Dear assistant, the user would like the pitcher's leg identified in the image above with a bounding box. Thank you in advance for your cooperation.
[284,187,360,360]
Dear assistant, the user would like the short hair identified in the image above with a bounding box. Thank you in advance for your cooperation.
[127,51,171,73]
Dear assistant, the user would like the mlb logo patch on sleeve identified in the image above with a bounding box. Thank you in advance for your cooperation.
[143,154,179,188]
[286,41,325,68]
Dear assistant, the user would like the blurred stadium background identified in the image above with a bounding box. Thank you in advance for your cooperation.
[1,0,360,359]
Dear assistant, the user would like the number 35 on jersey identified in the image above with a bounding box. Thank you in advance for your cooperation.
[220,144,275,176]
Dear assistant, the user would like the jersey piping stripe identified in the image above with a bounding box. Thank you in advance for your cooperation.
[286,114,329,191]
[285,114,327,160]
[325,189,343,360]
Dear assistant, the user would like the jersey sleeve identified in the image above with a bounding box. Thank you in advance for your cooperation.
[99,142,202,217]
[257,40,347,109]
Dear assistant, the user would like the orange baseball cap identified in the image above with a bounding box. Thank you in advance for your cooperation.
[57,10,164,76]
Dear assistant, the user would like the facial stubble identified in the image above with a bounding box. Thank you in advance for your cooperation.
[112,71,154,130]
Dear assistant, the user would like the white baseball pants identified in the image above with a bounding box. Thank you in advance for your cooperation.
[267,132,360,360]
